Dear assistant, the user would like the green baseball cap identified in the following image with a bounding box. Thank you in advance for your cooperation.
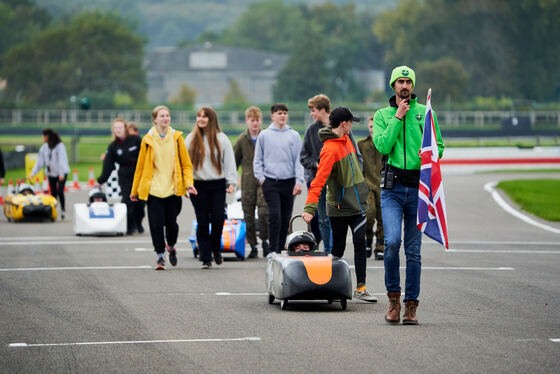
[390,66,415,89]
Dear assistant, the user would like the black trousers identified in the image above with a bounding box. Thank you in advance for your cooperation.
[190,179,226,263]
[330,214,367,285]
[261,178,295,253]
[48,174,68,212]
[119,180,144,233]
[147,195,182,254]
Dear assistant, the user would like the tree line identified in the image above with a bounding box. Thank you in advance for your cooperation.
[1,0,558,109]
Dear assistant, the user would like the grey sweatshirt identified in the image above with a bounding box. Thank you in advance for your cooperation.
[184,132,237,186]
[31,142,70,178]
[253,123,305,185]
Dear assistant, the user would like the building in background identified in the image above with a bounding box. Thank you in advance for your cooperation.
[145,43,288,107]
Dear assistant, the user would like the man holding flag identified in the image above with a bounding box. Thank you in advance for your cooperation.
[373,66,445,325]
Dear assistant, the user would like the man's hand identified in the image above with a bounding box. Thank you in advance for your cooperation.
[395,99,410,120]
[293,183,302,195]
[301,212,313,223]
[130,195,138,202]
[58,175,65,182]
[226,184,235,194]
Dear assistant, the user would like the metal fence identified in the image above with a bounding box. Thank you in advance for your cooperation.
[1,109,559,128]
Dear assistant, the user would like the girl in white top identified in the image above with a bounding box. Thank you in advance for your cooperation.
[185,107,237,268]
[30,128,70,219]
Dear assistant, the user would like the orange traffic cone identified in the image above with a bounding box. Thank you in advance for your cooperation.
[34,177,41,192]
[71,168,81,190]
[88,166,96,187]
[0,186,4,204]
[7,180,15,196]
[43,175,50,194]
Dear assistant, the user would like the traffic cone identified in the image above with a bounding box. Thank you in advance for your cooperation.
[34,177,41,193]
[71,168,81,190]
[7,180,15,196]
[0,186,4,204]
[88,166,96,187]
[43,175,50,194]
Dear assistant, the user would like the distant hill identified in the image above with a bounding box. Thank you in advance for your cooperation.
[35,0,396,50]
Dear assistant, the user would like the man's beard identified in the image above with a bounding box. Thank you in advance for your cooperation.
[397,89,411,99]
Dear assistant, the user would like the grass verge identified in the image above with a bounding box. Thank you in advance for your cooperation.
[496,179,560,221]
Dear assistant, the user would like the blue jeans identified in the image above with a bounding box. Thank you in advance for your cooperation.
[317,187,332,253]
[381,182,422,302]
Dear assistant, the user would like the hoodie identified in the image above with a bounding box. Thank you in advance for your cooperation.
[304,126,368,217]
[253,123,304,185]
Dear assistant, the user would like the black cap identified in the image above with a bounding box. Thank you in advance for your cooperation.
[329,106,360,126]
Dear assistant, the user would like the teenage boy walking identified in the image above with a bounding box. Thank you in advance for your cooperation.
[301,94,363,253]
[253,103,304,254]
[234,106,269,258]
[302,107,377,302]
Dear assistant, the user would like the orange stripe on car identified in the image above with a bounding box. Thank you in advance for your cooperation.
[300,257,332,285]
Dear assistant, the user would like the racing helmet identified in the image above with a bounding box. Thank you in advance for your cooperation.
[17,183,35,195]
[88,188,108,203]
[285,230,317,252]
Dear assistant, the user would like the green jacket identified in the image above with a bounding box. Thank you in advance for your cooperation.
[373,95,444,171]
[304,126,368,217]
[357,135,383,191]
[234,129,260,192]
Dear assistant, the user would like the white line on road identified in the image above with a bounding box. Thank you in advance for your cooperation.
[484,181,560,234]
[9,337,261,348]
[215,292,268,296]
[444,240,560,246]
[352,266,515,271]
[0,239,191,246]
[0,266,152,272]
[447,249,560,254]
[551,339,560,343]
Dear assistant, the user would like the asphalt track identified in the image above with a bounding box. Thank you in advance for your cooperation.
[1,169,559,373]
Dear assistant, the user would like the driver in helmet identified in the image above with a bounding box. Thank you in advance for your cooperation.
[88,188,108,204]
[18,183,35,195]
[286,230,317,254]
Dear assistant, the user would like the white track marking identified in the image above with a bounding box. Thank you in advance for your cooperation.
[434,240,560,246]
[0,266,151,272]
[0,239,191,246]
[551,339,560,343]
[215,292,268,296]
[447,249,560,254]
[352,266,514,271]
[484,181,560,234]
[9,337,261,348]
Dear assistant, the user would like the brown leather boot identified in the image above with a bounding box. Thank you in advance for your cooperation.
[385,292,401,324]
[402,300,419,325]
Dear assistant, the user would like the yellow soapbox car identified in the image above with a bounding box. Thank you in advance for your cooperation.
[3,183,58,222]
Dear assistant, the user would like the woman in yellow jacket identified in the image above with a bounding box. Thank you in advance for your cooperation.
[131,105,197,270]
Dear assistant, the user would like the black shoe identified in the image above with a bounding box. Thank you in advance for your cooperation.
[374,249,384,260]
[137,225,144,234]
[262,241,270,256]
[168,248,177,267]
[155,255,165,270]
[214,252,223,265]
[248,245,258,259]
[366,247,373,259]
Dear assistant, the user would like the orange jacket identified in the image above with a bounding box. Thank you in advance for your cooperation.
[304,127,368,217]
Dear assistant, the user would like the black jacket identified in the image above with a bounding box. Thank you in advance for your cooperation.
[97,135,142,186]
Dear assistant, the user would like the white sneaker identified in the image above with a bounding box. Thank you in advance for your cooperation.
[353,288,378,302]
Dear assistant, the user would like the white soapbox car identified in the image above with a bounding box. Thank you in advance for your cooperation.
[73,188,127,236]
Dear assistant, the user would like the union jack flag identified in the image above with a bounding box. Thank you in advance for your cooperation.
[417,89,449,249]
